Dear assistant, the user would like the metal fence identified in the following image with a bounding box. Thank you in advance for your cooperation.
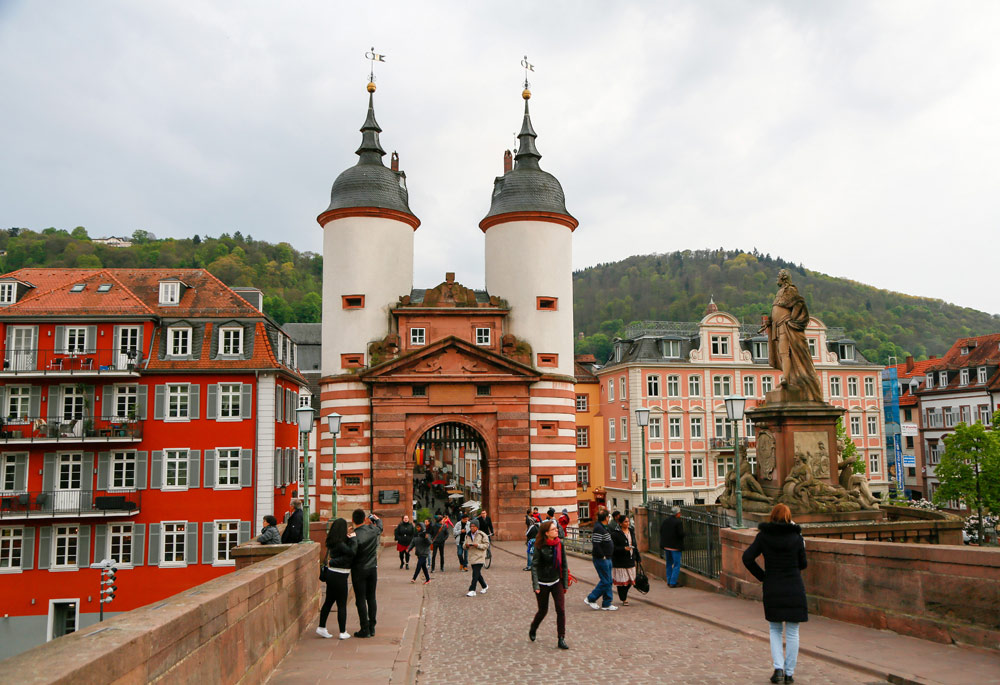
[563,527,593,555]
[647,501,731,579]
[0,489,141,519]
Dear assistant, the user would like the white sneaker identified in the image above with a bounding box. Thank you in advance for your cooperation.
[601,604,619,611]
[480,585,489,594]
[338,632,351,640]
[584,598,600,610]
[316,627,333,638]
[466,590,477,597]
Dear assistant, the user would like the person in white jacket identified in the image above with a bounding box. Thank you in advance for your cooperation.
[454,513,472,571]
[463,521,490,597]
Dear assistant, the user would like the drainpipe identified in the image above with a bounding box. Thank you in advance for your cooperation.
[369,383,375,512]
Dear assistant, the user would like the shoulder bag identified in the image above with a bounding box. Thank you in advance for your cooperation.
[633,558,650,594]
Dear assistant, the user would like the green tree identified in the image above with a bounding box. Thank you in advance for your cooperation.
[835,417,865,475]
[71,226,89,240]
[932,413,1000,543]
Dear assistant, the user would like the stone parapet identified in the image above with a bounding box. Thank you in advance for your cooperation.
[0,543,323,684]
[720,527,1000,651]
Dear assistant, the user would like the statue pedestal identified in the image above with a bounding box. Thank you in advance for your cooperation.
[747,395,844,501]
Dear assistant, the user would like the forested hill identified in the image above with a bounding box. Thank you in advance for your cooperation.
[573,250,1000,365]
[0,228,322,324]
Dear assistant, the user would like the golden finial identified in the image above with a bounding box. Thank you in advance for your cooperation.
[367,81,376,93]
[521,55,534,99]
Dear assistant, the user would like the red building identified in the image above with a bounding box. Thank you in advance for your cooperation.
[0,268,304,658]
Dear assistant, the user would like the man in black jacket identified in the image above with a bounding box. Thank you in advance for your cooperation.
[585,510,616,610]
[350,509,383,637]
[430,514,449,573]
[280,500,303,544]
[659,506,685,587]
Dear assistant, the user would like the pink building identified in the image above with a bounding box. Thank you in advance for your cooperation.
[596,305,888,511]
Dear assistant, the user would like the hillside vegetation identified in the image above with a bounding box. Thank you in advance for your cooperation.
[574,250,1000,364]
[2,231,995,365]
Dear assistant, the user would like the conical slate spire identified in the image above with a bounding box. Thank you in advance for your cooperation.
[355,92,387,164]
[514,98,541,169]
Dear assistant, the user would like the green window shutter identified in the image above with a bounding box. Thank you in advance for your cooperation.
[150,451,163,489]
[94,524,108,564]
[207,385,218,420]
[276,386,283,423]
[204,450,216,488]
[186,523,198,565]
[97,452,111,490]
[48,387,61,422]
[29,386,41,418]
[77,525,91,567]
[38,526,52,570]
[135,451,148,489]
[188,385,200,419]
[131,524,145,567]
[21,527,35,570]
[188,450,201,488]
[240,449,252,488]
[241,384,252,419]
[274,449,282,487]
[147,524,161,566]
[238,521,251,545]
[54,326,65,354]
[81,453,94,509]
[42,453,57,492]
[85,325,97,354]
[14,454,28,492]
[137,385,148,420]
[202,522,215,564]
[153,385,165,420]
[85,386,96,422]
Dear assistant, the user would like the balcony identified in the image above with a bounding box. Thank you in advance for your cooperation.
[1,348,142,378]
[0,416,143,444]
[0,489,141,520]
[709,437,752,451]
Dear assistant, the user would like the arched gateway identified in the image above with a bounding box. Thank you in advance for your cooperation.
[411,420,491,515]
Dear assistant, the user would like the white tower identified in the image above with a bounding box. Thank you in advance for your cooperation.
[318,83,420,376]
[480,87,577,378]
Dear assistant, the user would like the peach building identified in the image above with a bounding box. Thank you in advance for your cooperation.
[572,354,604,522]
[596,304,888,511]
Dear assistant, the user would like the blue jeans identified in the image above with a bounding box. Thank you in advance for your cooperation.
[586,557,614,607]
[526,540,534,568]
[769,621,800,675]
[457,545,468,567]
[664,549,682,585]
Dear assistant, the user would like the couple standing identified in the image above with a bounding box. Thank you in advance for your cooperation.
[317,509,383,640]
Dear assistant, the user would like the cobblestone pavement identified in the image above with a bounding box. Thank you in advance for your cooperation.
[414,545,879,684]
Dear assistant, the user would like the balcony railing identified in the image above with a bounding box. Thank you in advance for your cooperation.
[709,437,752,451]
[0,416,143,443]
[1,348,142,376]
[0,489,141,519]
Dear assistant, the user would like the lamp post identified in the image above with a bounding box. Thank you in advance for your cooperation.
[327,412,342,519]
[724,394,747,528]
[296,406,315,533]
[635,408,650,506]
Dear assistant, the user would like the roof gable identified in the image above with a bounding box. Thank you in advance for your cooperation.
[362,336,540,382]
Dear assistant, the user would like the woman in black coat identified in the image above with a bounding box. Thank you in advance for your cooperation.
[529,520,570,650]
[742,503,808,684]
[318,518,357,640]
[610,514,638,605]
[394,515,415,570]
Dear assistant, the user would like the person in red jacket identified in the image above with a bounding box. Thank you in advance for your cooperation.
[557,508,570,532]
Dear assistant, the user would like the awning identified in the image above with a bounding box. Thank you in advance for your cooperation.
[461,500,480,509]
[448,493,463,499]
[446,489,462,495]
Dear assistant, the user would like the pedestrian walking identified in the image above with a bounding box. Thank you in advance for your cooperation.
[281,499,304,543]
[349,509,383,638]
[557,508,570,532]
[463,520,490,596]
[584,510,616,610]
[544,507,566,538]
[659,505,685,587]
[529,520,570,649]
[317,518,356,640]
[611,514,638,605]
[524,516,539,571]
[608,510,622,532]
[256,515,281,544]
[742,503,808,684]
[408,524,432,584]
[454,513,472,571]
[395,515,415,570]
[477,509,495,537]
[430,514,450,573]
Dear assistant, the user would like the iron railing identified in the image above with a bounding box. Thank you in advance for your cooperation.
[0,417,143,443]
[647,501,731,579]
[2,348,142,375]
[563,527,593,555]
[0,489,141,519]
[709,437,752,451]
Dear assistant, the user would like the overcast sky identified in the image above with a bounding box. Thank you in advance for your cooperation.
[2,1,998,315]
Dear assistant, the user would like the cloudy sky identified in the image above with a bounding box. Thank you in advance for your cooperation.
[2,1,998,315]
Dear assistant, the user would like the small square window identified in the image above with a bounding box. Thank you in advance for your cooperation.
[537,353,558,367]
[475,327,491,346]
[159,281,180,305]
[412,385,427,397]
[341,353,364,368]
[410,328,426,346]
[343,474,362,487]
[70,284,85,293]
[0,282,15,304]
[537,475,552,488]
[476,384,491,397]
[343,423,363,436]
[536,297,558,311]
[342,295,365,309]
[97,283,113,293]
[539,422,557,436]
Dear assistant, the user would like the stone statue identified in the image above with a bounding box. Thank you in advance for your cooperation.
[762,269,824,403]
[837,450,880,510]
[755,431,776,481]
[718,453,773,513]
[779,450,860,513]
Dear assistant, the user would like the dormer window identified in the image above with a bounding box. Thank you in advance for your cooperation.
[752,341,768,359]
[925,373,934,389]
[159,281,181,305]
[978,366,988,384]
[960,368,969,386]
[838,343,855,361]
[167,326,192,357]
[807,338,818,358]
[938,371,948,387]
[97,283,113,293]
[710,336,729,356]
[961,346,970,355]
[660,340,681,358]
[0,282,15,304]
[220,327,243,356]
[69,284,85,293]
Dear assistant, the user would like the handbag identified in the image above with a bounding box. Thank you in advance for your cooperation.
[319,553,331,582]
[633,559,650,594]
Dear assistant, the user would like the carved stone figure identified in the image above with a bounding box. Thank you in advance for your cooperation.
[718,454,773,513]
[779,450,860,513]
[756,431,776,480]
[838,454,880,510]
[763,270,824,402]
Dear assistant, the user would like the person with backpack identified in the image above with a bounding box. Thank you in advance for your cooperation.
[524,516,540,571]
[408,523,432,584]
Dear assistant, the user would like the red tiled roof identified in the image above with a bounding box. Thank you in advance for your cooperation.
[890,357,939,380]
[144,322,301,380]
[927,333,1000,372]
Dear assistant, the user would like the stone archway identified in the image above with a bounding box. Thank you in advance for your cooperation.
[408,418,496,521]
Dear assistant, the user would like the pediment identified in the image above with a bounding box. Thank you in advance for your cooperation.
[362,336,540,382]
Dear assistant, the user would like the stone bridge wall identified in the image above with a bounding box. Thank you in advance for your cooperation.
[0,542,321,684]
[720,528,1000,651]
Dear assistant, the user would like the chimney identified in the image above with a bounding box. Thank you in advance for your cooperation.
[503,149,513,173]
[391,151,399,172]
[929,355,937,360]
[905,356,914,373]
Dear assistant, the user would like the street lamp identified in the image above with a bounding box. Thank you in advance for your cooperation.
[296,406,315,535]
[327,412,342,518]
[724,394,747,528]
[635,407,650,506]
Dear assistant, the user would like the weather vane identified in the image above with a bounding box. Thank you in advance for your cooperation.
[365,46,386,86]
[521,55,534,90]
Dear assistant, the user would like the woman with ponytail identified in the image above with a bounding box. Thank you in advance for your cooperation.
[529,520,570,649]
